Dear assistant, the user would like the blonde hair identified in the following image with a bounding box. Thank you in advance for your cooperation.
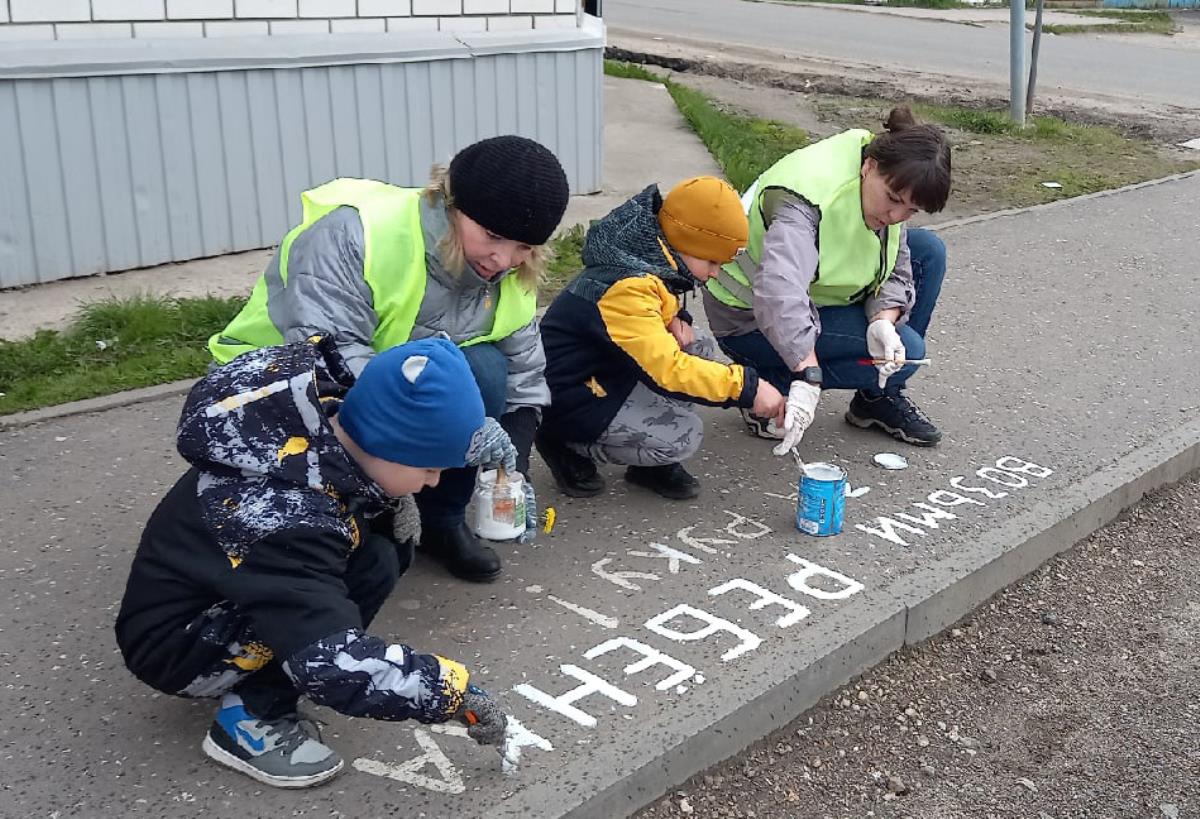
[423,165,546,290]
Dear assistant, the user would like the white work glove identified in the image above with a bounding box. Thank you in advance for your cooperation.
[866,318,906,390]
[772,380,822,457]
[464,417,518,474]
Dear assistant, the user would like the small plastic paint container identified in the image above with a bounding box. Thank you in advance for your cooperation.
[470,470,527,541]
[796,462,847,536]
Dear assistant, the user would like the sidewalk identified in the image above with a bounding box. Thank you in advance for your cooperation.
[756,0,1141,28]
[0,75,718,342]
[2,168,1198,817]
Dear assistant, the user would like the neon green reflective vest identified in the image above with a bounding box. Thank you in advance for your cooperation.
[706,129,902,310]
[209,178,537,364]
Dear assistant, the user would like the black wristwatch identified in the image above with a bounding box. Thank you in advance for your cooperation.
[794,366,823,386]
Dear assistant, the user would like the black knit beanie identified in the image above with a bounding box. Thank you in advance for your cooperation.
[448,135,569,246]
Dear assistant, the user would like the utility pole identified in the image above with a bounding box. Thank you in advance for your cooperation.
[1010,0,1026,126]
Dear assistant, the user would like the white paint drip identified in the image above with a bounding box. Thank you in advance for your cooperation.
[500,723,522,776]
[547,594,619,629]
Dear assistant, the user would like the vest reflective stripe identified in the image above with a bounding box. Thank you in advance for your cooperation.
[209,179,535,364]
[705,130,902,310]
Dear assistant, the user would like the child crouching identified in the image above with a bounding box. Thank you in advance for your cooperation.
[115,336,514,788]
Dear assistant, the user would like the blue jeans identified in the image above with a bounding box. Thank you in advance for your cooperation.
[415,343,509,528]
[718,228,947,396]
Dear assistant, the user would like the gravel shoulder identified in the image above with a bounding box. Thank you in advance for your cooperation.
[636,473,1200,819]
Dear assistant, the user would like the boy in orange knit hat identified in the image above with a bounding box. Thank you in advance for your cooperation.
[536,178,786,499]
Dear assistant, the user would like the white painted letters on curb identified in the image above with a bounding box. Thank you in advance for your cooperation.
[513,664,638,728]
[584,637,697,691]
[645,604,762,662]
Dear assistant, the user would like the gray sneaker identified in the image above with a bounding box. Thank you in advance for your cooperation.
[201,694,343,788]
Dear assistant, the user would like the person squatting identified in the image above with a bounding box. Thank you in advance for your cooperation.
[116,117,952,788]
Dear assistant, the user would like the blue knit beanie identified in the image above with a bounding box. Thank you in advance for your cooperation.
[338,338,485,468]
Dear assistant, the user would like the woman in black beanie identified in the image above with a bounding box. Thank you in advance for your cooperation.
[209,135,571,582]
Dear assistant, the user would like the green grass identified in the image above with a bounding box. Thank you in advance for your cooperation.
[542,223,587,305]
[605,59,809,193]
[912,101,1199,202]
[1042,8,1175,34]
[0,294,245,415]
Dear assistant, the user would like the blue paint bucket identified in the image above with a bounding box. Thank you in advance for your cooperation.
[796,462,846,536]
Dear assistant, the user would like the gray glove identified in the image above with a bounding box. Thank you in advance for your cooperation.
[391,494,421,547]
[518,480,537,544]
[457,684,508,747]
[464,417,518,473]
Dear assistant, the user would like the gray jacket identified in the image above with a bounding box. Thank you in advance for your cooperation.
[259,196,549,412]
[703,196,914,370]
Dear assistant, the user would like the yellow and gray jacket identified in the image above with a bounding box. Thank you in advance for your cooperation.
[540,185,760,444]
[211,184,549,412]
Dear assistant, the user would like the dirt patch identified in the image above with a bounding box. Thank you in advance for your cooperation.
[635,473,1200,819]
[647,69,1199,225]
[605,36,1200,145]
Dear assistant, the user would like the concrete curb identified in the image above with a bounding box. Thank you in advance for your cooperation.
[498,418,1200,819]
[0,378,197,431]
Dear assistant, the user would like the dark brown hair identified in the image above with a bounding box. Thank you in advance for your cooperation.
[864,106,952,213]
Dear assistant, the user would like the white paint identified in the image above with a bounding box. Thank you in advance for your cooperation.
[591,558,659,592]
[709,578,810,628]
[1040,181,1063,189]
[675,526,734,555]
[645,604,761,662]
[873,452,908,470]
[893,503,958,530]
[525,584,544,593]
[547,594,619,629]
[584,636,696,691]
[784,556,865,601]
[927,489,986,508]
[976,466,1029,487]
[627,542,702,574]
[513,664,637,728]
[949,475,1008,499]
[471,470,526,541]
[854,515,928,547]
[352,728,464,794]
[721,510,772,540]
[1180,137,1200,151]
[995,457,1054,478]
[845,483,871,499]
[430,714,552,776]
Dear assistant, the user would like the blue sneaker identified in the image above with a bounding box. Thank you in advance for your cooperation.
[201,694,343,788]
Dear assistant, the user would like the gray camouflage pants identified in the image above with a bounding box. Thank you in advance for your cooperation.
[570,335,717,467]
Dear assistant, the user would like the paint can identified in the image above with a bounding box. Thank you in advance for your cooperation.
[796,462,847,536]
[470,470,527,541]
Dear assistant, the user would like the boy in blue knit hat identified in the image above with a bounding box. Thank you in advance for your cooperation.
[115,335,515,789]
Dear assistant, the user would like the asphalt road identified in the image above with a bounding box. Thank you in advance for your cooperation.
[605,0,1200,111]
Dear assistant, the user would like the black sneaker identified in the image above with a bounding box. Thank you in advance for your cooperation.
[740,408,785,441]
[845,390,943,446]
[535,428,605,498]
[625,463,701,500]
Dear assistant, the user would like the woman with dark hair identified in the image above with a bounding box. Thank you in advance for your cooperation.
[703,106,951,452]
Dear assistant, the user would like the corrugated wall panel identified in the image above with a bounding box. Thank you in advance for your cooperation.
[0,46,602,288]
[156,73,205,262]
[0,84,37,288]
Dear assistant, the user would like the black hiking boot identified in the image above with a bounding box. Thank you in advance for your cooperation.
[535,428,605,498]
[845,390,943,447]
[419,521,502,582]
[624,463,701,500]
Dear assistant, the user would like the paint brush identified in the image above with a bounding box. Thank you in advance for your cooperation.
[857,358,932,366]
